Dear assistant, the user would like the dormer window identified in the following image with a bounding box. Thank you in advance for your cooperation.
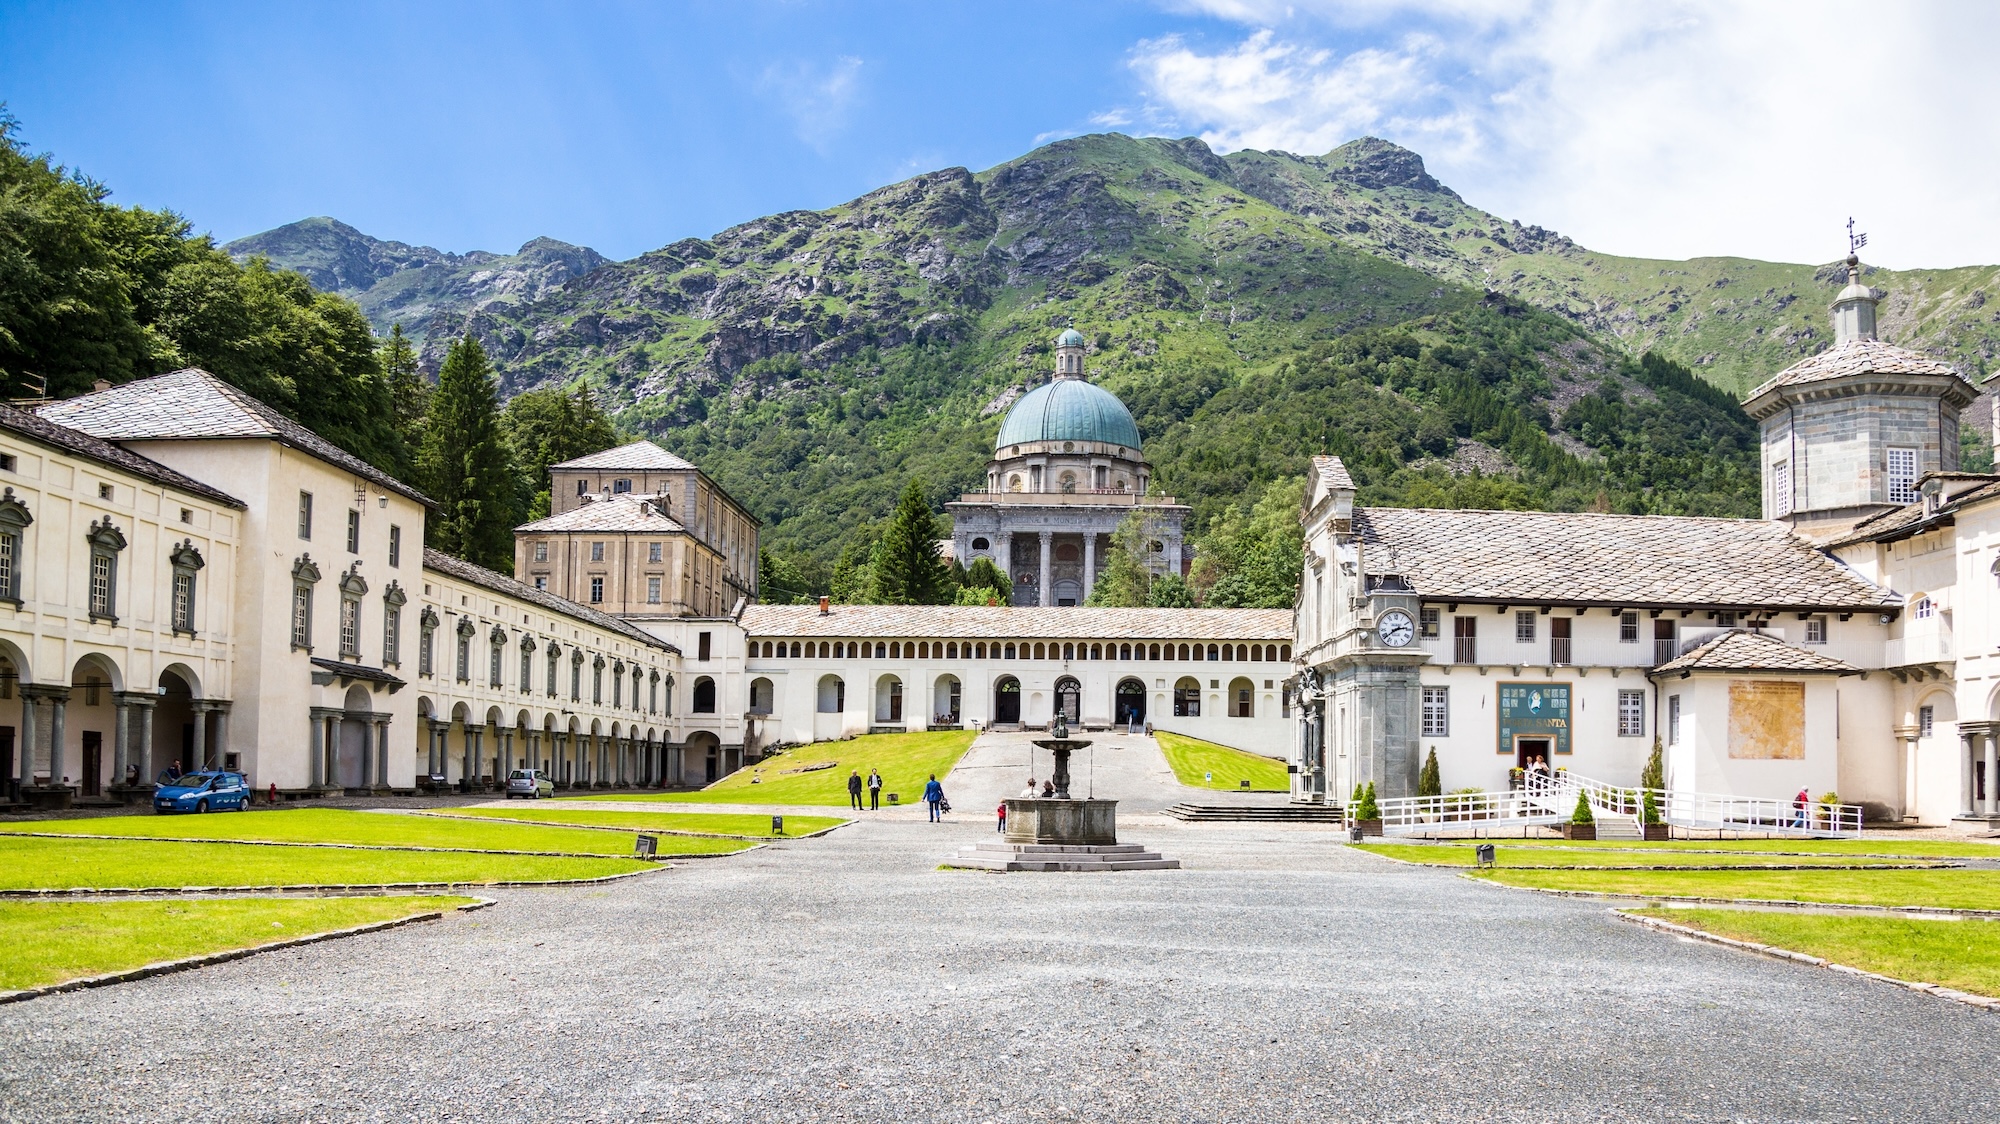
[613,479,632,494]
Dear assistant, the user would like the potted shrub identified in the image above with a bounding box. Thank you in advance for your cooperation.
[1818,791,1842,830]
[1641,789,1669,841]
[1561,789,1596,840]
[1352,781,1383,837]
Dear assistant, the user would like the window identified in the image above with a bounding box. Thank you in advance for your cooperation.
[647,576,662,604]
[520,640,534,692]
[1618,690,1645,737]
[534,576,548,591]
[169,540,203,635]
[0,488,26,606]
[1619,612,1639,643]
[576,479,588,496]
[1515,610,1536,643]
[490,629,505,688]
[346,509,360,554]
[337,564,367,659]
[298,491,313,539]
[699,631,713,661]
[1453,616,1477,664]
[571,653,582,701]
[590,542,605,562]
[1887,447,1919,505]
[1715,610,1739,628]
[1421,687,1449,736]
[180,507,192,524]
[1419,607,1440,639]
[546,646,560,697]
[592,658,604,703]
[1919,705,1935,737]
[455,620,475,682]
[0,453,12,471]
[612,664,623,707]
[1772,460,1791,516]
[613,478,632,494]
[97,482,113,501]
[389,525,401,567]
[85,517,126,622]
[288,555,320,648]
[382,583,405,665]
[533,541,548,563]
[1668,695,1682,745]
[1550,617,1572,665]
[590,576,604,603]
[418,607,437,676]
[1914,596,1935,620]
[649,542,662,563]
[1654,619,1677,665]
[1805,615,1827,644]
[693,676,716,713]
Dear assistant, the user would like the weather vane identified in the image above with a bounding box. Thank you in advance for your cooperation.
[1847,217,1868,256]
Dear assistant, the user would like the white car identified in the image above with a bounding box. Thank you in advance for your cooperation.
[504,769,554,799]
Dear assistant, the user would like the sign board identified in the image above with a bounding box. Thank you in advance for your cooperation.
[1497,682,1571,755]
[634,834,659,858]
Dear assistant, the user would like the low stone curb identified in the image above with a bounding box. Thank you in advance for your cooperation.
[0,864,669,898]
[0,829,675,861]
[0,896,498,1006]
[1456,875,2000,919]
[408,809,850,841]
[1613,909,2000,1013]
[1353,847,1952,873]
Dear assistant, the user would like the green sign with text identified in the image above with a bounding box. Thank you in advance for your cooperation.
[1498,682,1571,755]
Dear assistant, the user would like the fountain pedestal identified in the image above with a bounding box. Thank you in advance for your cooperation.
[1004,797,1117,845]
[948,730,1179,871]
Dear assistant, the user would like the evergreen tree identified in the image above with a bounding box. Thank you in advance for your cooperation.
[1418,747,1441,797]
[961,556,1012,602]
[1148,571,1195,608]
[503,383,620,519]
[1640,738,1665,791]
[379,323,429,455]
[1571,790,1595,825]
[757,548,817,604]
[869,478,951,604]
[1085,508,1160,607]
[829,527,879,604]
[418,336,518,571]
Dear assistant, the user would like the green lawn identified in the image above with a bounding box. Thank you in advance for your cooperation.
[437,807,845,838]
[0,896,475,991]
[1410,837,2000,860]
[1631,907,2000,999]
[564,730,978,807]
[0,836,653,890]
[0,808,698,856]
[1358,843,1934,869]
[1154,732,1288,792]
[1472,868,2000,911]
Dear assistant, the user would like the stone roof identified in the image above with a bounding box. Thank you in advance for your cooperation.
[1826,473,2000,548]
[739,604,1292,641]
[1353,507,1895,610]
[1746,339,1969,402]
[516,495,686,534]
[36,368,433,507]
[1650,629,1856,676]
[421,548,678,654]
[1312,454,1355,491]
[551,441,696,472]
[0,402,245,509]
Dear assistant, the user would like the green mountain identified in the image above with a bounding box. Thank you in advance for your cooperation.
[228,133,1998,568]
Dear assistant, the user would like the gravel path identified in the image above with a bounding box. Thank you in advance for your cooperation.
[5,798,1999,1119]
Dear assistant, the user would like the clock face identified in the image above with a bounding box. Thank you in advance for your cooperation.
[1377,609,1416,648]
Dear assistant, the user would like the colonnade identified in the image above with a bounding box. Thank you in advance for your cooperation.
[12,684,227,797]
[1960,721,2000,817]
[418,716,686,792]
[307,707,392,792]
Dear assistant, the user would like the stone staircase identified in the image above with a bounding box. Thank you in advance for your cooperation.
[946,842,1181,872]
[1162,802,1347,824]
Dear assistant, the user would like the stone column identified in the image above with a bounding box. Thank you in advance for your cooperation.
[375,717,391,788]
[357,715,374,787]
[188,700,211,772]
[1038,530,1052,608]
[131,698,155,787]
[1963,730,1979,816]
[464,727,479,792]
[112,693,131,787]
[47,689,68,790]
[16,689,37,796]
[213,704,230,771]
[1986,731,1999,817]
[324,713,341,790]
[1082,532,1097,602]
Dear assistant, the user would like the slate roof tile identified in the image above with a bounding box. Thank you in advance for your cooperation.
[516,495,685,533]
[421,548,677,654]
[1650,629,1856,675]
[1747,338,1968,401]
[552,441,697,472]
[0,402,244,508]
[738,604,1293,641]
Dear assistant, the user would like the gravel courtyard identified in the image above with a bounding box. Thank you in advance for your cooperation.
[5,742,1999,1121]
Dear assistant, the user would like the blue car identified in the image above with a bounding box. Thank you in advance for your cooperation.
[153,771,250,814]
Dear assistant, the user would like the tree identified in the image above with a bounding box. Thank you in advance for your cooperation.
[1148,571,1195,608]
[1195,477,1306,609]
[502,383,620,519]
[1570,790,1594,825]
[1640,738,1664,791]
[1086,507,1164,607]
[829,527,879,604]
[418,336,518,570]
[869,478,952,604]
[380,323,429,454]
[961,556,1011,603]
[758,548,817,604]
[1418,748,1441,797]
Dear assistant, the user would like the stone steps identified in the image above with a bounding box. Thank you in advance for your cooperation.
[1162,803,1346,823]
[946,841,1181,872]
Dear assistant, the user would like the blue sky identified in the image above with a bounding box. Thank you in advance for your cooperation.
[5,1,1996,268]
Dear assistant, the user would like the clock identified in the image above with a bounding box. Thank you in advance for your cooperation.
[1376,609,1416,648]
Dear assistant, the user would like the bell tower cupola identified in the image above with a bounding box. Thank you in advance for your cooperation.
[1054,327,1086,379]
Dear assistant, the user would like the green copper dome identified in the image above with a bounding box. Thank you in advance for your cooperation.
[1056,327,1086,347]
[995,378,1142,451]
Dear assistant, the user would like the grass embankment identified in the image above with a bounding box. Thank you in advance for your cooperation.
[1357,843,1933,870]
[1628,907,2000,998]
[1154,732,1288,792]
[0,896,475,991]
[0,836,652,891]
[439,807,845,837]
[0,808,745,856]
[1471,868,2000,912]
[566,730,978,807]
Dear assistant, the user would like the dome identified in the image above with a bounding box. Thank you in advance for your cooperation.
[996,378,1142,451]
[1056,328,1086,347]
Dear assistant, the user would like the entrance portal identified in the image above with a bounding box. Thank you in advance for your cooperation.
[1054,677,1081,725]
[994,677,1021,724]
[1516,736,1552,771]
[1115,678,1147,727]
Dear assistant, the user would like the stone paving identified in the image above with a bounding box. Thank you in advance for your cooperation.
[4,737,2000,1121]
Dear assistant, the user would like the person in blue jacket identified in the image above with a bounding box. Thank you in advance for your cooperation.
[923,774,945,823]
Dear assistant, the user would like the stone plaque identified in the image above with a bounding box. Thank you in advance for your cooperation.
[1728,680,1805,759]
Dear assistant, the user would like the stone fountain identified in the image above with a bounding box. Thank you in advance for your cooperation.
[949,713,1179,872]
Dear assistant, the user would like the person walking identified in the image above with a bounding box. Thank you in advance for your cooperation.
[867,768,883,810]
[1793,787,1810,829]
[923,773,945,823]
[996,800,1008,834]
[847,769,864,811]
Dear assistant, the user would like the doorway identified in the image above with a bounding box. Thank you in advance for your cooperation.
[1116,678,1147,727]
[1516,736,1552,771]
[1054,677,1080,724]
[994,677,1021,724]
[81,731,102,795]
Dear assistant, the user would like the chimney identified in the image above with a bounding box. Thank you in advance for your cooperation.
[92,379,111,393]
[817,595,830,616]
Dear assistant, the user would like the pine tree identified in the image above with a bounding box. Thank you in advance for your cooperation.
[868,479,951,604]
[962,556,1011,602]
[1571,790,1595,825]
[418,336,518,571]
[1640,738,1665,790]
[1418,747,1441,797]
[379,323,429,457]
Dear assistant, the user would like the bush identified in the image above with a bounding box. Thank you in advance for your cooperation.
[1418,748,1441,797]
[1640,739,1664,790]
[1354,781,1381,820]
[1642,789,1660,824]
[1571,790,1594,825]
[1819,791,1841,806]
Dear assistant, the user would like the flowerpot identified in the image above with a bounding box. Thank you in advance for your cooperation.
[1643,824,1670,841]
[1560,824,1596,840]
[1358,818,1384,837]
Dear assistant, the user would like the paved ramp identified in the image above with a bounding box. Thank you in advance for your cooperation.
[944,729,1185,814]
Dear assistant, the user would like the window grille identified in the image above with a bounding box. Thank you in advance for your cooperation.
[1919,705,1935,736]
[533,541,548,563]
[590,576,604,603]
[1419,607,1440,638]
[1619,612,1639,643]
[1618,690,1645,737]
[86,517,125,622]
[1515,610,1536,643]
[340,596,360,658]
[590,542,604,562]
[648,576,662,604]
[1805,616,1827,644]
[1421,687,1449,736]
[292,586,313,649]
[1772,460,1791,516]
[1887,447,1918,505]
[169,540,203,635]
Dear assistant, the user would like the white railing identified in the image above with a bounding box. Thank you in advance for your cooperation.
[1356,770,1863,839]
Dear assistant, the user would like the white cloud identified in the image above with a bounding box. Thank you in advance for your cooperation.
[756,55,865,151]
[1126,1,2000,268]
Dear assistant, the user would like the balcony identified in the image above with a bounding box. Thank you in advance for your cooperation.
[951,491,1183,507]
[1886,624,1954,668]
[1550,638,1572,666]
[1454,638,1478,664]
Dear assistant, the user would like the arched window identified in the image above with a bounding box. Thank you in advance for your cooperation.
[1230,677,1255,718]
[792,642,803,658]
[1174,677,1202,717]
[1062,643,1074,661]
[1281,644,1292,661]
[1090,644,1101,660]
[972,537,990,551]
[1206,644,1219,661]
[1220,645,1233,662]
[1004,643,1016,659]
[817,675,845,713]
[749,677,774,715]
[1031,642,1044,660]
[834,642,845,658]
[1238,645,1249,661]
[1178,643,1190,660]
[976,643,987,659]
[892,642,902,659]
[0,487,30,606]
[86,517,127,623]
[1149,643,1161,660]
[1119,643,1131,660]
[819,642,830,658]
[947,642,958,659]
[875,642,887,658]
[1252,645,1263,661]
[692,676,716,713]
